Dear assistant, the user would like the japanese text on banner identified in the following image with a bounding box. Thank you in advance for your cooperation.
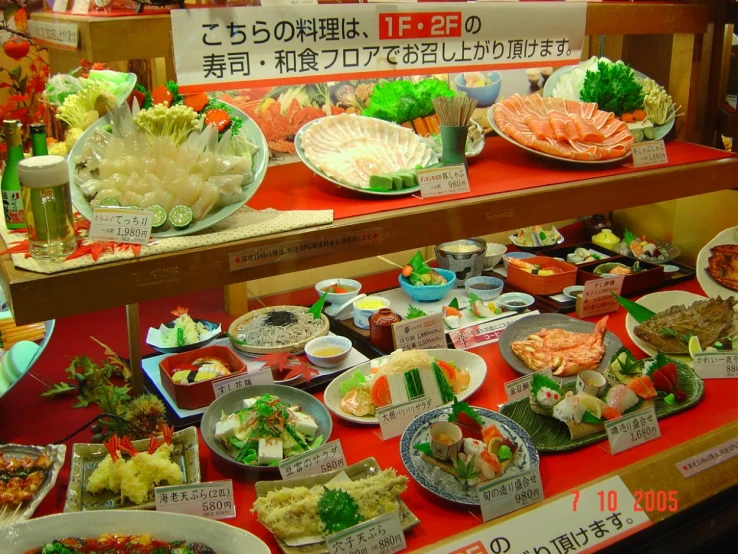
[171,3,586,92]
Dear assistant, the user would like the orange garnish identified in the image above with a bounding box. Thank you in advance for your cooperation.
[170,306,189,317]
[103,435,120,461]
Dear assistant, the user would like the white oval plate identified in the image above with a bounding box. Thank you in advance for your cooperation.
[324,349,487,425]
[0,510,269,554]
[625,290,706,367]
[696,227,738,299]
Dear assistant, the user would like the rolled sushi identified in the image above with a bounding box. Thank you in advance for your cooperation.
[605,384,639,414]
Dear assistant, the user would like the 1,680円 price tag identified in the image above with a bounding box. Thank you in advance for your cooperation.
[88,207,153,245]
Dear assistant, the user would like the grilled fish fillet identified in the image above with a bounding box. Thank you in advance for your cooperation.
[511,316,608,376]
[706,244,738,292]
[634,297,737,353]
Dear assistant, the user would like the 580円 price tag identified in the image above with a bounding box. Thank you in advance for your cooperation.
[88,207,153,245]
[155,480,235,520]
[326,511,406,554]
[605,405,661,455]
[478,467,544,522]
[279,440,347,480]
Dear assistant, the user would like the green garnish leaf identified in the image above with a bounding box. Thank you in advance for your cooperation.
[610,346,641,376]
[339,370,367,396]
[581,411,605,425]
[454,456,479,481]
[531,373,561,395]
[308,292,329,320]
[623,229,637,248]
[414,442,432,456]
[318,487,364,534]
[449,297,460,310]
[406,305,427,319]
[664,393,676,406]
[361,78,455,124]
[612,293,655,324]
[408,250,430,275]
[468,291,480,304]
[580,61,645,116]
[228,333,248,346]
[448,397,484,427]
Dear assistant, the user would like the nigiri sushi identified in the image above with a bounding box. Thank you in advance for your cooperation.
[628,375,658,399]
[553,391,587,424]
[606,384,639,414]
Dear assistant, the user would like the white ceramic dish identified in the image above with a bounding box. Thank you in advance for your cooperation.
[305,335,352,368]
[497,292,535,311]
[315,278,362,305]
[563,285,585,299]
[696,227,738,299]
[484,243,507,269]
[324,349,487,425]
[0,511,269,554]
[352,296,390,329]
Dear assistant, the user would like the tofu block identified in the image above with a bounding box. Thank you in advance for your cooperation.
[293,412,318,437]
[398,170,417,188]
[242,397,257,409]
[258,438,283,465]
[368,174,393,190]
[214,415,239,441]
[418,366,444,407]
[391,175,403,190]
[387,372,410,405]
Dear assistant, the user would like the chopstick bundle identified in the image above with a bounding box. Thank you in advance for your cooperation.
[433,96,479,127]
[0,318,45,350]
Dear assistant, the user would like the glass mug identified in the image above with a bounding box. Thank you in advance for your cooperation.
[17,155,76,259]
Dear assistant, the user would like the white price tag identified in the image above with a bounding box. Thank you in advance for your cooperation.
[53,0,70,12]
[677,437,738,478]
[155,480,235,520]
[28,20,79,51]
[478,467,544,522]
[212,368,274,399]
[693,351,738,379]
[326,511,406,554]
[575,275,624,319]
[391,313,446,351]
[261,0,317,5]
[631,140,668,168]
[377,396,436,440]
[279,440,346,480]
[418,164,470,199]
[71,0,90,14]
[449,311,538,350]
[504,369,553,404]
[88,207,153,245]
[605,405,660,455]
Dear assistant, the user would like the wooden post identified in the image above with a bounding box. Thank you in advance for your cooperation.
[224,283,249,317]
[126,303,143,396]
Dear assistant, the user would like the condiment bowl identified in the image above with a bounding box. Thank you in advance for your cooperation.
[353,296,390,329]
[497,292,535,311]
[563,285,585,299]
[576,370,606,397]
[314,278,362,305]
[305,336,352,368]
[464,276,504,301]
[484,243,507,269]
[398,268,456,302]
[454,71,502,107]
[502,251,536,270]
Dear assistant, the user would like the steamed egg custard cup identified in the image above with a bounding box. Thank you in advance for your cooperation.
[353,296,390,329]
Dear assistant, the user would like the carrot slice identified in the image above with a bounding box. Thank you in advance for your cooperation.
[183,92,210,113]
[371,375,392,408]
[621,113,636,123]
[632,109,647,122]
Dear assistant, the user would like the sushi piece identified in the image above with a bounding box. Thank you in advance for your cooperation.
[471,300,495,318]
[475,451,501,480]
[552,391,587,424]
[628,375,657,400]
[606,384,639,413]
[529,373,563,416]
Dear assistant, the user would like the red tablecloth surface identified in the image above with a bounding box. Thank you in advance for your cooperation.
[2,276,737,551]
[248,139,735,220]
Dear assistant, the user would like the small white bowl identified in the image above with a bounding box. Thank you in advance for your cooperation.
[576,370,606,397]
[352,296,390,330]
[315,278,362,305]
[305,336,352,368]
[563,285,585,299]
[497,292,535,311]
[484,243,507,269]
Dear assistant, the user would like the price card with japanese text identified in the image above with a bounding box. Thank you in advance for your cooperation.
[28,20,78,51]
[677,437,738,478]
[693,351,738,379]
[279,440,347,480]
[391,313,446,351]
[53,0,70,11]
[504,369,553,404]
[155,480,235,520]
[605,405,660,455]
[71,0,90,14]
[575,276,624,319]
[478,467,544,522]
[377,396,438,440]
[448,311,538,350]
[631,140,668,168]
[212,368,274,399]
[326,511,406,554]
[418,165,470,199]
[261,0,317,6]
[89,207,153,245]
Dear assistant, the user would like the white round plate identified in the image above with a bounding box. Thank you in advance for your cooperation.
[696,227,738,299]
[543,63,675,141]
[294,118,438,197]
[487,105,630,165]
[324,349,487,425]
[68,103,268,238]
[625,290,706,367]
[0,318,55,400]
[0,510,269,554]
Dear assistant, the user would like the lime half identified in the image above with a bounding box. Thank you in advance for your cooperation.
[149,205,167,229]
[99,197,121,207]
[688,336,702,360]
[169,205,193,229]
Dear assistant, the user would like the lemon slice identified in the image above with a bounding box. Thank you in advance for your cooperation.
[487,436,504,455]
[578,394,602,419]
[688,336,702,359]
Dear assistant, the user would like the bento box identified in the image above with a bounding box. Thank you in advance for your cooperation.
[577,256,664,296]
[505,256,577,295]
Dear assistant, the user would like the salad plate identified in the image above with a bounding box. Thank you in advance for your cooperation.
[696,227,738,298]
[323,349,487,425]
[399,406,538,505]
[498,313,623,382]
[68,103,269,238]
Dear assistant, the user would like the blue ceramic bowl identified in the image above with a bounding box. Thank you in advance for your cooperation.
[398,268,456,302]
[454,72,502,107]
[464,276,504,301]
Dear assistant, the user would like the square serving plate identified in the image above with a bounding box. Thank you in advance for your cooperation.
[255,457,420,554]
[0,443,66,528]
[64,426,200,512]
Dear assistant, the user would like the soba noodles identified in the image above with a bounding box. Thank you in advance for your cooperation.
[236,308,323,346]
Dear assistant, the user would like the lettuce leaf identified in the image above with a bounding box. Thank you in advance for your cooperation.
[362,79,455,124]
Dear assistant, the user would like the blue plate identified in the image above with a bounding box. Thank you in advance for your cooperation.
[400,405,539,505]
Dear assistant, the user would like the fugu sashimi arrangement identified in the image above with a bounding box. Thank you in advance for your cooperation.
[299,115,435,190]
[72,85,262,230]
[491,93,634,161]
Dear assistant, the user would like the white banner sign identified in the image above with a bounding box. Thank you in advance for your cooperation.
[28,19,78,51]
[171,3,586,92]
[449,311,538,350]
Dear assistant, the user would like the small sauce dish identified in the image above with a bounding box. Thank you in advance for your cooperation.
[497,292,535,311]
[563,285,585,299]
[305,336,352,368]
[576,369,606,397]
[430,421,463,461]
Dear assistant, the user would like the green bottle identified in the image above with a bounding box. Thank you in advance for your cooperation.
[1,119,25,229]
[30,123,49,156]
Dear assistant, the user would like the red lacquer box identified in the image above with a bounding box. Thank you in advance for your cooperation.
[506,256,577,295]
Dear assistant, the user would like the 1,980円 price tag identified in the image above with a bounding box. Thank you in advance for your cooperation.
[279,440,347,480]
[478,467,544,522]
[155,480,235,520]
[89,207,153,245]
[326,511,406,554]
[605,405,661,455]
[418,164,470,199]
